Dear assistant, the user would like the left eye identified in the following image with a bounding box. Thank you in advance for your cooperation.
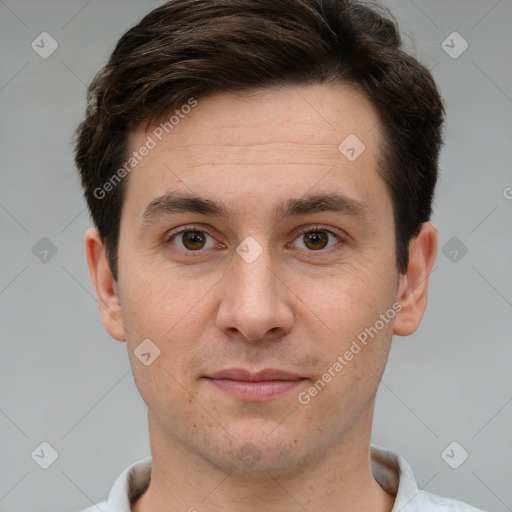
[291,229,341,251]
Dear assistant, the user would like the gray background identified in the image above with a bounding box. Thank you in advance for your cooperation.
[1,0,511,511]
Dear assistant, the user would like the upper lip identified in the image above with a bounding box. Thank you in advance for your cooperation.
[205,368,305,381]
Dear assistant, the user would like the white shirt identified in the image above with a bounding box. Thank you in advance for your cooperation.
[80,445,485,512]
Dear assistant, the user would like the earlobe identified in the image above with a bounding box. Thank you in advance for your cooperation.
[393,222,437,337]
[84,227,126,341]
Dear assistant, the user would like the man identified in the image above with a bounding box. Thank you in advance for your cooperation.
[74,0,484,510]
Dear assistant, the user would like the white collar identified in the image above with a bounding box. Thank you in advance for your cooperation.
[91,445,483,512]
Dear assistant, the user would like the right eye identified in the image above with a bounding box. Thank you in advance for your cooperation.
[166,226,220,252]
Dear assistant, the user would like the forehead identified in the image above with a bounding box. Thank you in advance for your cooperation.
[134,84,381,153]
[121,83,389,224]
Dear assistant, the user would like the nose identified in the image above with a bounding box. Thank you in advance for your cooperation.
[215,244,294,342]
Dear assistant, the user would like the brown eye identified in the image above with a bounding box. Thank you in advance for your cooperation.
[168,229,216,251]
[291,228,342,252]
[303,231,329,250]
[181,231,206,250]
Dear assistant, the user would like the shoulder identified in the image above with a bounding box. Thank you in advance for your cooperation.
[416,490,487,512]
[76,457,151,512]
[370,445,487,512]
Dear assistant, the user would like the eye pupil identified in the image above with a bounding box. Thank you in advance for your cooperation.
[182,231,206,250]
[304,231,328,250]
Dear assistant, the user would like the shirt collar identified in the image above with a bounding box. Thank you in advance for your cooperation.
[105,445,476,512]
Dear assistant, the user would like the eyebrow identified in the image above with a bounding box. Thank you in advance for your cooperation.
[139,191,374,228]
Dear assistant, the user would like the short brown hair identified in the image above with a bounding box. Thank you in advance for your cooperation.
[73,0,444,279]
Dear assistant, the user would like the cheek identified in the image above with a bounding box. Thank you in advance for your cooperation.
[296,260,397,394]
[130,356,200,440]
[303,308,394,432]
[299,257,395,334]
[120,260,211,338]
[119,261,225,390]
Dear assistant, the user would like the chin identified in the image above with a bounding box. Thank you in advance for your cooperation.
[198,431,314,479]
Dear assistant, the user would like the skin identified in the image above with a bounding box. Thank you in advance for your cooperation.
[85,83,437,512]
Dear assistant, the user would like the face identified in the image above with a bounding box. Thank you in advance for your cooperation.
[90,83,422,477]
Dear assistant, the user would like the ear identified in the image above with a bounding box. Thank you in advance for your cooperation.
[84,227,126,341]
[393,221,437,336]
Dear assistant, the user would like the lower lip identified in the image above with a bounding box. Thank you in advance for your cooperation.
[205,378,305,401]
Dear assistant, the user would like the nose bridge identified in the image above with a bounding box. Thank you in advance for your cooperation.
[232,238,278,306]
[215,236,294,341]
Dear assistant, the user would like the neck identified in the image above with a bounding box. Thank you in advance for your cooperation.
[132,408,395,512]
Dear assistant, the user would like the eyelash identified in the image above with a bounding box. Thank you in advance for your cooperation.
[165,224,345,255]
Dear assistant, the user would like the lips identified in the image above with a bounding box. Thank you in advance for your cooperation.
[205,368,304,381]
[204,368,306,401]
